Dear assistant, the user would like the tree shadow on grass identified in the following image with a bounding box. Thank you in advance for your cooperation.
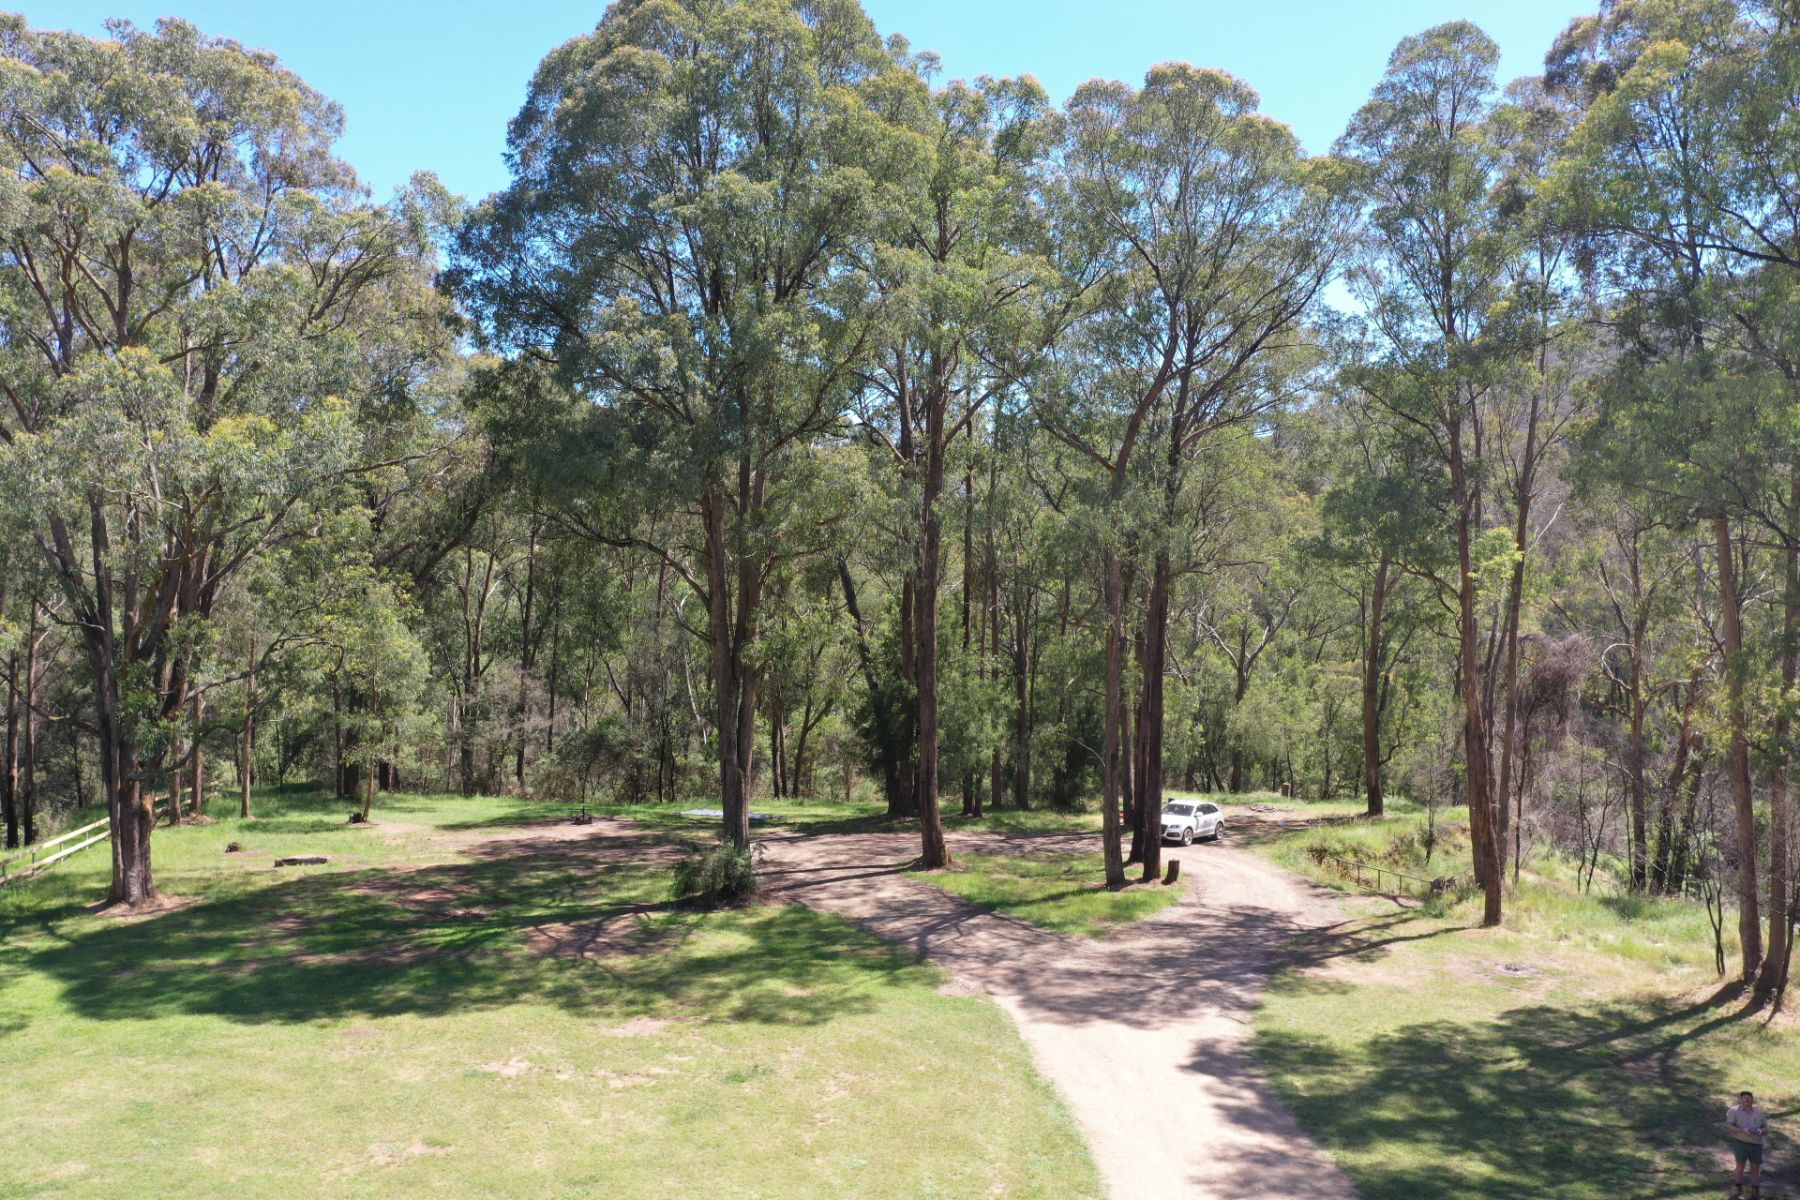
[24,834,930,1030]
[1255,983,1776,1200]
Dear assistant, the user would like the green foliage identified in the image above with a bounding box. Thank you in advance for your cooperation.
[671,839,765,905]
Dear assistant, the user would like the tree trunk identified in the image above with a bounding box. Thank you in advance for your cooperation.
[1099,542,1127,888]
[1494,389,1541,878]
[362,727,377,822]
[2,649,16,849]
[1626,637,1650,892]
[240,640,255,819]
[894,573,919,819]
[915,425,949,868]
[1756,499,1798,1003]
[1012,595,1031,811]
[515,525,537,791]
[1451,414,1502,926]
[1715,514,1764,979]
[166,724,184,828]
[963,461,977,818]
[92,642,155,905]
[21,601,38,844]
[1139,550,1171,884]
[191,692,205,817]
[986,491,1005,815]
[1362,556,1390,817]
[703,469,759,851]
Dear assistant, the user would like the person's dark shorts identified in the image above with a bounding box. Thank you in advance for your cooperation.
[1731,1138,1765,1166]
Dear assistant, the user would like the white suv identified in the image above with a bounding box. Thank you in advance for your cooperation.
[1160,800,1225,845]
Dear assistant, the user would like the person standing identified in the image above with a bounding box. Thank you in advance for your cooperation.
[1728,1090,1769,1198]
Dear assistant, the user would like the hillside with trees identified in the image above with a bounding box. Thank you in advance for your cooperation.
[2,4,1799,1194]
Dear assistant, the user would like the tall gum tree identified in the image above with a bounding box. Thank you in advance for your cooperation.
[1048,63,1345,886]
[1547,0,1797,985]
[0,17,441,906]
[1338,21,1516,925]
[453,0,906,849]
[855,56,1053,869]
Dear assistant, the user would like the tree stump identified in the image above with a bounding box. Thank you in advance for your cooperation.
[1163,859,1181,885]
[224,842,243,854]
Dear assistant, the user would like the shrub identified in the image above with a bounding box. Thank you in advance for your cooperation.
[671,839,764,905]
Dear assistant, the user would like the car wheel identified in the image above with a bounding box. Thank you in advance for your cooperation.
[1211,822,1225,841]
[1180,828,1193,846]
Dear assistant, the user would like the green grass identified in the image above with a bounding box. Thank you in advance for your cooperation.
[0,789,1102,1199]
[586,795,1103,840]
[916,851,1184,938]
[1249,807,1799,1199]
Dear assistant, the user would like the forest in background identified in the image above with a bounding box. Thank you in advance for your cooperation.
[1,0,1796,1004]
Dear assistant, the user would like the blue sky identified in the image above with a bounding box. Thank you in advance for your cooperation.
[31,0,1592,201]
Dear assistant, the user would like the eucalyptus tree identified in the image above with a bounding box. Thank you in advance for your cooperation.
[1338,21,1517,925]
[1546,0,1795,983]
[1484,76,1591,882]
[1312,400,1450,817]
[853,53,1053,866]
[455,0,908,849]
[1051,63,1344,885]
[0,18,444,905]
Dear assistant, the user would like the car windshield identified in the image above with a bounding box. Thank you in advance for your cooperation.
[1163,803,1195,817]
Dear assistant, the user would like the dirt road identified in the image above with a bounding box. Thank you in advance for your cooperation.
[759,825,1360,1200]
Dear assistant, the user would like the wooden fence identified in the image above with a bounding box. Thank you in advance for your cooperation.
[0,818,110,887]
[1317,853,1443,899]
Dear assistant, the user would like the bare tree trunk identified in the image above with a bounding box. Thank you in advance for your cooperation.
[1756,499,1798,1003]
[1099,543,1127,888]
[1362,556,1390,817]
[1715,514,1764,979]
[2,648,16,849]
[916,424,949,868]
[240,638,255,819]
[963,460,977,818]
[1012,595,1031,811]
[515,524,538,792]
[1626,643,1650,891]
[190,692,205,817]
[1451,415,1502,926]
[166,724,184,828]
[1494,389,1541,878]
[21,601,38,844]
[896,573,919,819]
[1139,550,1171,884]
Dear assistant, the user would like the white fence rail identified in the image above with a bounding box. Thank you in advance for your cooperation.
[0,818,110,886]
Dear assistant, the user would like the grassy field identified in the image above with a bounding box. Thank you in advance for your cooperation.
[0,789,1102,1200]
[1248,805,1799,1200]
[917,851,1185,937]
